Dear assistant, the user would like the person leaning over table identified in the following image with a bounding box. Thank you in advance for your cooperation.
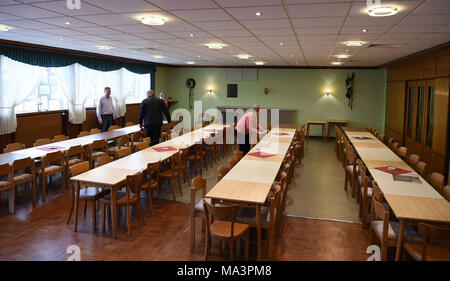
[235,104,267,156]
[138,90,171,146]
[96,87,116,132]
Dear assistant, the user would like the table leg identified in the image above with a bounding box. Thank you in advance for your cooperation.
[256,205,261,261]
[111,187,117,239]
[327,123,331,142]
[322,125,325,143]
[306,124,310,142]
[74,182,80,232]
[395,219,405,261]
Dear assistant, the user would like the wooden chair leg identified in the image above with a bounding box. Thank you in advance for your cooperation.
[41,175,46,202]
[126,204,131,237]
[190,216,195,249]
[170,177,176,201]
[91,200,97,232]
[148,190,153,216]
[84,200,88,216]
[137,200,145,225]
[229,239,234,261]
[102,204,106,233]
[245,231,249,261]
[184,168,191,186]
[177,173,183,196]
[204,235,211,261]
[8,187,15,214]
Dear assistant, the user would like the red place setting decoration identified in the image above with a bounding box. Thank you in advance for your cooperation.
[374,166,412,175]
[153,146,177,152]
[273,132,289,136]
[353,136,373,140]
[248,151,277,159]
[203,129,217,132]
[37,146,65,152]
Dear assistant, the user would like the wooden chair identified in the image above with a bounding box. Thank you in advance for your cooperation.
[125,122,135,127]
[187,143,203,176]
[228,157,238,168]
[178,147,191,186]
[88,139,108,168]
[416,161,427,178]
[387,137,394,148]
[108,135,130,157]
[108,125,120,131]
[236,183,283,259]
[0,163,14,213]
[38,150,65,202]
[358,159,372,226]
[191,176,207,248]
[369,190,421,261]
[11,157,37,207]
[378,134,385,143]
[52,135,69,143]
[160,152,183,201]
[101,172,145,237]
[116,147,132,159]
[203,200,250,261]
[33,138,51,147]
[67,161,107,232]
[217,164,230,182]
[65,145,85,190]
[95,155,113,168]
[443,185,450,201]
[396,146,408,160]
[131,131,149,151]
[136,141,149,151]
[428,172,445,192]
[407,154,420,168]
[203,135,217,168]
[403,223,450,261]
[160,123,170,142]
[344,147,357,197]
[233,150,243,161]
[78,131,90,137]
[141,162,160,214]
[90,128,101,134]
[3,143,25,153]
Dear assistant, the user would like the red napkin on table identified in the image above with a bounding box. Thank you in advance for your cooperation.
[374,166,412,175]
[273,132,289,136]
[153,146,177,152]
[353,136,372,140]
[248,151,277,159]
[204,129,217,132]
[37,146,65,152]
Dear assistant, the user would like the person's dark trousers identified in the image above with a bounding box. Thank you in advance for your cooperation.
[101,114,113,132]
[145,124,162,146]
[237,132,250,156]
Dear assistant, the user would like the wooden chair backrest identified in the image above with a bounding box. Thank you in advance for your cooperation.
[387,137,394,147]
[147,161,160,182]
[0,163,11,178]
[4,143,25,153]
[269,183,282,224]
[371,196,390,243]
[90,139,107,152]
[407,154,420,167]
[371,180,383,202]
[69,161,89,177]
[203,200,239,237]
[34,138,51,147]
[396,146,408,157]
[95,155,113,167]
[116,147,132,159]
[217,164,229,181]
[12,157,34,172]
[443,185,450,201]
[417,223,450,261]
[191,176,207,213]
[52,135,68,142]
[416,161,427,177]
[136,141,149,151]
[78,131,90,137]
[428,172,445,192]
[234,150,243,160]
[228,157,238,168]
[170,152,182,170]
[124,172,143,203]
[67,145,84,161]
[378,134,385,143]
[43,150,64,164]
[90,128,101,134]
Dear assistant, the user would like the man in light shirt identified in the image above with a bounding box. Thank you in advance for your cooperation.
[96,87,116,132]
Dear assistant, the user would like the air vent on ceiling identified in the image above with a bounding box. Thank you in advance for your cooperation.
[368,43,406,48]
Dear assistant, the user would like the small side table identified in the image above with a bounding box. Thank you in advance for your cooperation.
[306,121,326,143]
[327,120,348,141]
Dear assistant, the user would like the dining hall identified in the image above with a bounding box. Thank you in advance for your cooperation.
[0,0,449,263]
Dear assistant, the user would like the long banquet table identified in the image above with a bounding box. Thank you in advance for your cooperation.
[71,123,230,238]
[343,128,450,260]
[206,127,296,260]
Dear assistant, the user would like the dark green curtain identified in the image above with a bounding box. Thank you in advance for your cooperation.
[0,45,156,89]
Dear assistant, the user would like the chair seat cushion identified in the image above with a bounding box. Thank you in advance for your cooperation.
[361,187,373,198]
[38,165,62,174]
[68,158,83,166]
[100,191,137,205]
[13,173,33,182]
[79,187,106,200]
[91,151,107,158]
[403,241,450,261]
[371,220,422,243]
[236,206,270,224]
[210,220,249,238]
[160,169,178,177]
[0,180,12,188]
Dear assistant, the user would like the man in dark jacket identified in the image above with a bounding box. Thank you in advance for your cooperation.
[138,90,171,146]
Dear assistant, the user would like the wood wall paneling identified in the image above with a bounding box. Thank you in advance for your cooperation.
[433,78,449,157]
[15,112,64,148]
[436,54,450,78]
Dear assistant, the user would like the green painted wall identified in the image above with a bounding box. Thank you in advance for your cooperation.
[155,66,168,96]
[162,67,387,136]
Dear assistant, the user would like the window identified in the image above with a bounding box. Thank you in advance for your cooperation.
[415,86,424,143]
[425,86,435,148]
[407,86,414,138]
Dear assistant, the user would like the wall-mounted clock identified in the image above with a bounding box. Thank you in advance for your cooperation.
[186,78,196,110]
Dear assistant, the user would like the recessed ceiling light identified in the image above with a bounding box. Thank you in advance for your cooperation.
[189,33,195,37]
[152,55,164,59]
[335,54,350,59]
[206,43,225,49]
[255,12,262,16]
[368,6,398,17]
[60,37,64,41]
[141,16,165,26]
[362,29,368,33]
[289,54,294,58]
[186,61,196,65]
[65,21,71,25]
[279,42,284,46]
[94,45,113,50]
[0,25,10,32]
[237,55,250,59]
[295,61,299,64]
[197,55,201,58]
[254,61,265,65]
[344,41,365,47]
[330,62,342,65]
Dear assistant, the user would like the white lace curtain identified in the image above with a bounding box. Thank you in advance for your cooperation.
[0,55,44,135]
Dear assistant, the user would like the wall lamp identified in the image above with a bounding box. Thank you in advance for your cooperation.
[208,86,213,94]
[325,89,332,96]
